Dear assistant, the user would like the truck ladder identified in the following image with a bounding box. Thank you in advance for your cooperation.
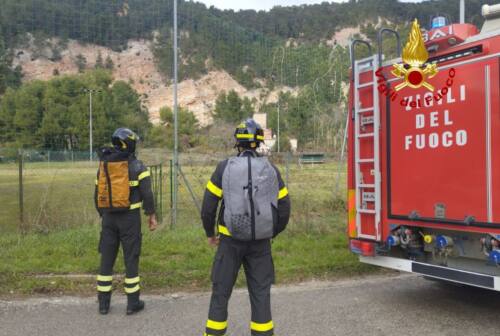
[353,55,381,241]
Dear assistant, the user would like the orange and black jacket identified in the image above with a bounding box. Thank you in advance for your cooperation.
[201,152,291,238]
[94,148,155,216]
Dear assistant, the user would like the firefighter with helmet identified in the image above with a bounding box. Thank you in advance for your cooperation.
[94,128,157,315]
[201,119,291,336]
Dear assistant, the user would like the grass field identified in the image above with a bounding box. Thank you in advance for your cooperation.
[0,155,379,296]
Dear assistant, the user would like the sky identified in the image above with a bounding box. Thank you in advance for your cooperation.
[197,0,424,12]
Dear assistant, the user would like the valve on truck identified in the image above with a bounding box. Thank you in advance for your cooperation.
[489,250,500,265]
[424,235,433,244]
[419,232,434,244]
[480,236,500,266]
[386,227,423,260]
[386,235,401,247]
[436,235,454,249]
[433,235,455,266]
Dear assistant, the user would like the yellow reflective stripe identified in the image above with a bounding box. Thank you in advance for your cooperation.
[130,202,142,210]
[207,180,223,198]
[97,275,113,282]
[124,276,140,284]
[256,135,264,140]
[236,134,254,139]
[97,285,112,292]
[218,224,231,236]
[124,284,140,294]
[95,179,98,185]
[348,189,357,238]
[250,321,274,332]
[129,180,139,187]
[278,187,289,200]
[138,170,150,180]
[206,319,228,330]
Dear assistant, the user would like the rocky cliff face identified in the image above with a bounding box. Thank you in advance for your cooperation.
[12,37,296,126]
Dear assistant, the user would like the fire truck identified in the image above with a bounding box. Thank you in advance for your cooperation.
[347,4,500,290]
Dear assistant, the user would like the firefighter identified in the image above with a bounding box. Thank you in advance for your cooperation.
[201,119,291,336]
[94,127,157,315]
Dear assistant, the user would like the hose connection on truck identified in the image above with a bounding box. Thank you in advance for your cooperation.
[481,235,500,266]
[385,227,424,260]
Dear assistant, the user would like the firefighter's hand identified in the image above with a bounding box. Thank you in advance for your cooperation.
[148,214,158,231]
[207,236,219,247]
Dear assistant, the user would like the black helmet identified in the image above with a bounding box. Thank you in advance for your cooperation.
[112,128,139,153]
[234,119,264,149]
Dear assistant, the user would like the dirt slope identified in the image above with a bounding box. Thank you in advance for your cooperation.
[12,38,296,126]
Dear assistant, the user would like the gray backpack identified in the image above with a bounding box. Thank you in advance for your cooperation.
[222,154,279,241]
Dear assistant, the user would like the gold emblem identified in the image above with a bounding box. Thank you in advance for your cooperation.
[392,19,438,91]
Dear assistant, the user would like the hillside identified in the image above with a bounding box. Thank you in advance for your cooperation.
[1,0,492,89]
[0,0,494,151]
[12,37,297,125]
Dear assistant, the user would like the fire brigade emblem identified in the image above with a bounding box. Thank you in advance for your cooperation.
[392,19,438,91]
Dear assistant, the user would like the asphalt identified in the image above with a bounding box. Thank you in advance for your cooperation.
[1,274,500,336]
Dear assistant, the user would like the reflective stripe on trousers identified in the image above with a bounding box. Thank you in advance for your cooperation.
[99,210,142,295]
[97,274,113,292]
[206,237,274,336]
[204,319,227,336]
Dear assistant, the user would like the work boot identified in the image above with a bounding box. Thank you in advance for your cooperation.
[126,292,145,315]
[98,292,111,315]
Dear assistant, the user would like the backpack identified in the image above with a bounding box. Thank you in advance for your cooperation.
[97,149,131,211]
[222,153,279,241]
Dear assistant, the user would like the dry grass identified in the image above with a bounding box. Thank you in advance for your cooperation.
[0,156,371,297]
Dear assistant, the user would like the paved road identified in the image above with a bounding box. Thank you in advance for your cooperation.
[1,274,500,336]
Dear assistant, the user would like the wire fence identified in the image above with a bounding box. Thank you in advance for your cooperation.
[0,148,346,235]
[0,1,352,236]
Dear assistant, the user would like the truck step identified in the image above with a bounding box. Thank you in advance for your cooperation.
[357,158,374,163]
[357,107,374,113]
[357,209,376,214]
[357,82,374,88]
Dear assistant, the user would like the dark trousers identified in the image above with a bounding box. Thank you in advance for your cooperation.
[205,236,275,336]
[97,209,142,295]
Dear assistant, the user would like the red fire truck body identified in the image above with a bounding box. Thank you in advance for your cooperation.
[348,6,500,290]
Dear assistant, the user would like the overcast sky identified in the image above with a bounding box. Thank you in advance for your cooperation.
[197,0,424,12]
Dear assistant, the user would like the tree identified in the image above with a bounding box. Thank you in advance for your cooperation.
[0,70,150,150]
[95,51,104,69]
[105,55,114,70]
[241,97,255,119]
[12,81,45,147]
[0,30,21,95]
[147,106,200,150]
[75,54,87,73]
[214,90,254,123]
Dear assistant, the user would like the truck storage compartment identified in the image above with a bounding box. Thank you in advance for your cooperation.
[388,58,499,225]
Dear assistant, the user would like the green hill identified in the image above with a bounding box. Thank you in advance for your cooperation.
[0,0,493,87]
[0,0,494,151]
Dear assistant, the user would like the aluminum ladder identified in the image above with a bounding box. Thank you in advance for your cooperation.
[353,54,381,241]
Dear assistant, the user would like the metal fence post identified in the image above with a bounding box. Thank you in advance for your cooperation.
[159,164,163,224]
[286,151,290,188]
[170,159,174,229]
[18,150,24,233]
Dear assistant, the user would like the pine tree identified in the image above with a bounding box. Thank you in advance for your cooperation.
[75,54,87,73]
[95,51,104,69]
[105,55,114,70]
